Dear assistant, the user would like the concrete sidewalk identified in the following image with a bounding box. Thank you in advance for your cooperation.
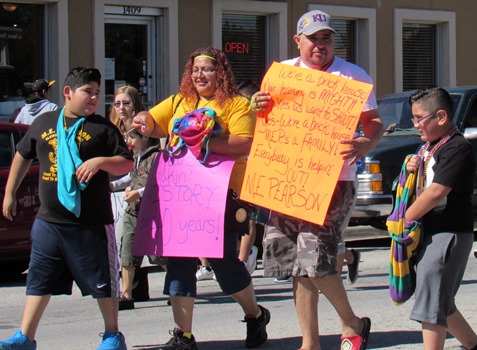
[1,242,476,349]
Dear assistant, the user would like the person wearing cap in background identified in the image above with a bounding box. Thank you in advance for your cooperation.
[252,9,383,350]
[14,79,59,125]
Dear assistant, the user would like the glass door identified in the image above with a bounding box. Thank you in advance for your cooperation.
[104,15,156,115]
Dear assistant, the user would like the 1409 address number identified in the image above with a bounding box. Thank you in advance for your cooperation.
[123,6,141,15]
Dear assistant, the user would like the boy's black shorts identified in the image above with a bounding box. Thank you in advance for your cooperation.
[26,219,120,298]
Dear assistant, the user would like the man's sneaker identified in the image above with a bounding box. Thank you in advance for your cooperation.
[274,276,292,283]
[0,330,37,350]
[196,266,214,281]
[158,327,197,350]
[347,249,361,285]
[245,246,258,275]
[243,305,271,348]
[97,331,127,350]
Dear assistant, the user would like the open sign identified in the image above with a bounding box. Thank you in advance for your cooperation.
[224,41,249,54]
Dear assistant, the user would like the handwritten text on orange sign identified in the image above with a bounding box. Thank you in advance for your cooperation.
[241,62,373,225]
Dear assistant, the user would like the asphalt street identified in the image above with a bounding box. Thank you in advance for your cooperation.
[1,239,477,349]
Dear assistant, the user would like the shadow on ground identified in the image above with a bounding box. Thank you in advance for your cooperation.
[130,330,428,349]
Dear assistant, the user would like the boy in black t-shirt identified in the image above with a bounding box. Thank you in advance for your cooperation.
[1,67,133,350]
[405,87,477,350]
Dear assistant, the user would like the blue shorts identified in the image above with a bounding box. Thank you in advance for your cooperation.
[164,227,252,297]
[26,219,120,298]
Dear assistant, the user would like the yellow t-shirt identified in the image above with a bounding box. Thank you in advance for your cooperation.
[149,94,255,193]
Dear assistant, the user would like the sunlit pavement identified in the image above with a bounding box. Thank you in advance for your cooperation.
[1,240,476,349]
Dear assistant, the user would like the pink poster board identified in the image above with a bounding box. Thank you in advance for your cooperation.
[133,149,235,258]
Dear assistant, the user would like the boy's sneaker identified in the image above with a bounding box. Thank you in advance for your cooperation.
[0,330,36,350]
[97,331,127,350]
[347,249,361,285]
[158,328,197,350]
[243,305,271,348]
[195,266,214,281]
[245,246,258,275]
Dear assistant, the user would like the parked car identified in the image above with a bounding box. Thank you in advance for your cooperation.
[0,122,39,274]
[346,87,477,238]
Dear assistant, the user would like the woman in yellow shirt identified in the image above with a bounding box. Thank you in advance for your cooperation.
[131,47,270,350]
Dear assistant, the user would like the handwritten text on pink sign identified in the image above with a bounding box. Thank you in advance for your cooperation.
[133,150,235,258]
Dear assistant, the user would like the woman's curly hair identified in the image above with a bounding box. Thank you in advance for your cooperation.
[178,47,238,108]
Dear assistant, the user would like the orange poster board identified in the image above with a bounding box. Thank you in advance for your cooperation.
[241,62,373,225]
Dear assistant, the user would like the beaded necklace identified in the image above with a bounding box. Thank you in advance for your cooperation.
[63,113,84,149]
[417,125,459,191]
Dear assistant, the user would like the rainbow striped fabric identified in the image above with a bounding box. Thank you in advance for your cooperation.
[386,155,423,305]
[166,107,222,164]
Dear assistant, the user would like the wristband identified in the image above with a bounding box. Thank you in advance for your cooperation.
[250,96,263,112]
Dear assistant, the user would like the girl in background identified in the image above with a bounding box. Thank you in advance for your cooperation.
[108,86,145,137]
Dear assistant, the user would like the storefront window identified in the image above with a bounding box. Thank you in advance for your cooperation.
[402,23,436,91]
[0,3,45,120]
[333,19,356,64]
[222,13,266,87]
